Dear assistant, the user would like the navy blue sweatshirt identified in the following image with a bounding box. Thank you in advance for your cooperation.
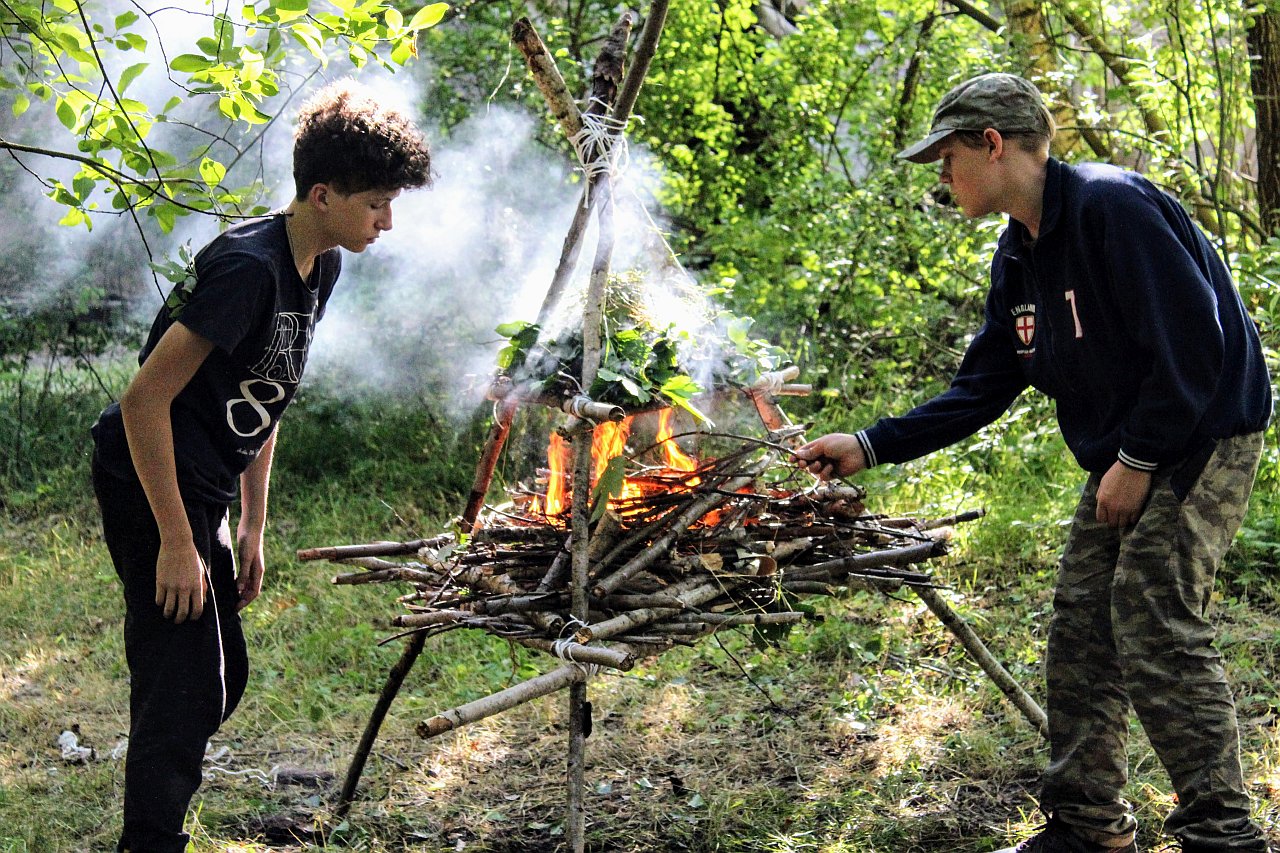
[857,158,1271,476]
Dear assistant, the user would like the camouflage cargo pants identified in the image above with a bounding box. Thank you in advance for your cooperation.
[1041,430,1268,852]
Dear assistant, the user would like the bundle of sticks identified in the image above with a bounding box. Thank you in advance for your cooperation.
[298,434,984,684]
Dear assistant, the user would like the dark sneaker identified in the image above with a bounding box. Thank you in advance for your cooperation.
[994,817,1139,853]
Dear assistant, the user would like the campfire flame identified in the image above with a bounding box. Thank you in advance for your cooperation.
[531,410,705,524]
[540,432,571,517]
[656,408,699,481]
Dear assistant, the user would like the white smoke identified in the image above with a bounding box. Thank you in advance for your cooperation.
[0,3,728,418]
[305,87,721,417]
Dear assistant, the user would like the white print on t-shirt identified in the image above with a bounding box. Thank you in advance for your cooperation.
[227,378,286,438]
[226,311,314,438]
[250,312,313,383]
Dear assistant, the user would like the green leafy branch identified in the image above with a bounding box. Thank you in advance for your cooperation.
[0,0,448,235]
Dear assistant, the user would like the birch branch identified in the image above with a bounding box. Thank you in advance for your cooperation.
[417,665,586,739]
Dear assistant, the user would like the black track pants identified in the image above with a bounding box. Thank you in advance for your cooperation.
[91,453,249,853]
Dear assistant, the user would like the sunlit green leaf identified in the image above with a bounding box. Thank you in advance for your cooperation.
[117,62,148,94]
[198,157,227,187]
[240,46,264,82]
[406,2,447,30]
[55,99,77,130]
[170,53,214,73]
[290,22,325,60]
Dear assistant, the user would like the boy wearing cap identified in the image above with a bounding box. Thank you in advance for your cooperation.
[89,80,432,853]
[796,73,1272,853]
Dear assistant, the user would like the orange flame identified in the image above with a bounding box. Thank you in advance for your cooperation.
[591,418,630,479]
[535,411,718,524]
[656,409,698,475]
[541,431,571,517]
[593,418,643,506]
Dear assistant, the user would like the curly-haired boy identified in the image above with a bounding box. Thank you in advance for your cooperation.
[90,79,432,853]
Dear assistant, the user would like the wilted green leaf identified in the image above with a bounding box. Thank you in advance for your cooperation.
[589,455,628,523]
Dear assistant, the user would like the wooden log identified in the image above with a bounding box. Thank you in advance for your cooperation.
[585,572,754,641]
[463,397,520,532]
[417,664,586,739]
[474,525,565,545]
[510,17,583,139]
[563,394,625,423]
[663,610,816,626]
[809,484,869,503]
[920,508,987,529]
[297,534,453,562]
[780,580,837,596]
[332,567,440,586]
[515,637,635,671]
[799,539,949,579]
[592,465,768,598]
[611,0,669,126]
[569,18,633,852]
[336,631,427,816]
[586,510,624,562]
[598,593,684,610]
[537,538,573,593]
[912,585,1049,739]
[393,610,470,628]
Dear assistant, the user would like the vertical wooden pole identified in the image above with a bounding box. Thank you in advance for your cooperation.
[565,15,632,850]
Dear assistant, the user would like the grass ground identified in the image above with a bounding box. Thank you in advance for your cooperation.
[2,461,1278,852]
[1,390,1278,852]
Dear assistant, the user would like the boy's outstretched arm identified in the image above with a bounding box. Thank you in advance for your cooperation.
[794,433,868,480]
[236,426,275,610]
[119,323,215,623]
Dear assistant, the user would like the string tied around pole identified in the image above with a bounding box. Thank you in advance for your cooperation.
[553,618,601,678]
[569,98,630,207]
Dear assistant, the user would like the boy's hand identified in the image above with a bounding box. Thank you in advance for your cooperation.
[793,433,868,480]
[235,530,266,611]
[1096,461,1153,528]
[155,540,206,623]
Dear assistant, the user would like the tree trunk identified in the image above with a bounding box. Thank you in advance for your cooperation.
[996,0,1107,159]
[1248,4,1280,236]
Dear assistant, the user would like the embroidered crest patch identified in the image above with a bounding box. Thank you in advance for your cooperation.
[1014,311,1036,347]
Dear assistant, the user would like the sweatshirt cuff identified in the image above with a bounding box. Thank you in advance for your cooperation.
[855,430,878,469]
[1116,449,1158,472]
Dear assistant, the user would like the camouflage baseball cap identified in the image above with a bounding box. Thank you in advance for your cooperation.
[897,72,1053,163]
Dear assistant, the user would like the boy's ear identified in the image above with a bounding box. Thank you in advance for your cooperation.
[306,182,331,209]
[983,128,1004,159]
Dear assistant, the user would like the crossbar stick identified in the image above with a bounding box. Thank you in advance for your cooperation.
[911,584,1049,739]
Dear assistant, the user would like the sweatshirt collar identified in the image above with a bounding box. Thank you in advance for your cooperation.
[1004,156,1065,250]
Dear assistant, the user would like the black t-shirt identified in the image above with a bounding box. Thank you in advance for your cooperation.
[92,214,342,504]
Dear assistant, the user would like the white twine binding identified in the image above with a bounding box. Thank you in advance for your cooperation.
[569,98,630,207]
[552,618,600,678]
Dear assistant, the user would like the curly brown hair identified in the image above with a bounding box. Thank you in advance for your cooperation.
[292,78,432,199]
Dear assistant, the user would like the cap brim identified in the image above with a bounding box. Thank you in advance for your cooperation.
[896,127,956,164]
